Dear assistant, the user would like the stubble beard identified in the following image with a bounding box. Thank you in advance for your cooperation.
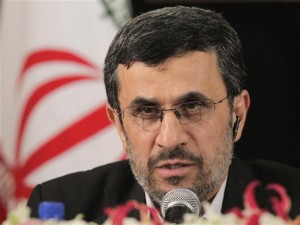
[126,123,233,205]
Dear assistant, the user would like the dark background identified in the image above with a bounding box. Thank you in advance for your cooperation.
[130,0,300,168]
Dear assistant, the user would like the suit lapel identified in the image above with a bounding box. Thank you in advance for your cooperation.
[222,155,256,213]
[95,161,145,224]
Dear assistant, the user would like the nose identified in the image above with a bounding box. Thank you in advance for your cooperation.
[156,110,188,150]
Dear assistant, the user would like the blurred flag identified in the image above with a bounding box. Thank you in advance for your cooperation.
[0,0,131,220]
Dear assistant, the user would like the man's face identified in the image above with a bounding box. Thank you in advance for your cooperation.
[115,51,234,204]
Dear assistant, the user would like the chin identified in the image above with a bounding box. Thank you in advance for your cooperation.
[159,177,194,191]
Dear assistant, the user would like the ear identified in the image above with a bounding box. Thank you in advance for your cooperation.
[232,90,250,142]
[106,104,127,149]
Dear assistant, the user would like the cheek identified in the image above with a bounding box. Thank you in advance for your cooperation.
[125,126,156,160]
[189,120,229,155]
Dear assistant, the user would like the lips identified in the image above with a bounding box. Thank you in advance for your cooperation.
[156,160,193,168]
[155,160,195,178]
[164,164,186,169]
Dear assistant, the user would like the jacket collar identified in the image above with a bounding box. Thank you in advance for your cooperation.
[95,161,145,224]
[221,155,257,213]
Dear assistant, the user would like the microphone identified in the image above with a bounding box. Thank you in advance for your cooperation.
[161,188,201,224]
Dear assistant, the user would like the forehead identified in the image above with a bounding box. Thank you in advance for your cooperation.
[117,51,227,106]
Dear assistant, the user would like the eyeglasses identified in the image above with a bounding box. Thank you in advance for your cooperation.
[118,96,228,131]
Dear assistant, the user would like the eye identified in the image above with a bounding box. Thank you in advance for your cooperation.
[186,102,200,109]
[133,106,160,118]
[181,102,203,112]
[179,101,214,118]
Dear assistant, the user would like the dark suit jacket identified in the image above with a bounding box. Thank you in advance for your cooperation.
[27,156,300,224]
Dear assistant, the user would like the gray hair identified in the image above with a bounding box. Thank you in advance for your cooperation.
[104,6,246,111]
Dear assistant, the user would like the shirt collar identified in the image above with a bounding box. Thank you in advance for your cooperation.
[203,177,227,219]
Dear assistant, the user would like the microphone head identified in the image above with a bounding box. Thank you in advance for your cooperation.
[161,188,201,223]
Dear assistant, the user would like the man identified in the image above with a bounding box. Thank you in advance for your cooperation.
[27,6,300,223]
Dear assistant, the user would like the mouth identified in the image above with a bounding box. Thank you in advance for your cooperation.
[155,160,195,178]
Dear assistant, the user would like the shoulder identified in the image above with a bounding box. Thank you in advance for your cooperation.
[229,157,300,218]
[27,160,136,220]
[243,159,300,208]
[41,160,132,188]
[230,156,300,197]
[34,160,134,202]
[244,158,300,183]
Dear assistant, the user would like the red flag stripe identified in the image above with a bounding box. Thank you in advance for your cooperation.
[14,105,111,199]
[15,75,96,162]
[0,143,5,165]
[0,203,7,223]
[21,105,110,179]
[18,49,97,86]
[0,143,8,221]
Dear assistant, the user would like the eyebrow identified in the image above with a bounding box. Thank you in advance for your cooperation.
[128,97,158,107]
[175,92,210,104]
[128,92,210,107]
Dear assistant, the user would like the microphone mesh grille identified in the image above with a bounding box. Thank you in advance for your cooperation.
[161,188,200,217]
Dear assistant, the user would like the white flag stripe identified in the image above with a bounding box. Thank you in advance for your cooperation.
[26,126,122,186]
[1,0,128,206]
[2,1,117,58]
[20,81,107,164]
[18,61,99,104]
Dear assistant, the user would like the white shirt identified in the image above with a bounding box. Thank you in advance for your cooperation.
[145,178,227,221]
